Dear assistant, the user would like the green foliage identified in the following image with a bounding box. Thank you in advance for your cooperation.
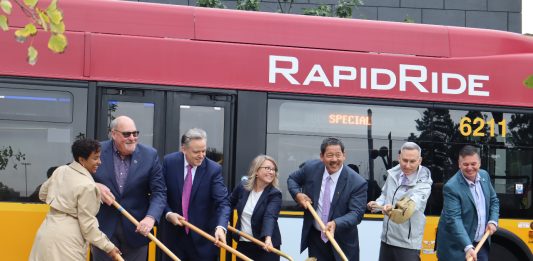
[15,23,37,42]
[524,74,533,88]
[48,33,66,53]
[197,0,225,8]
[0,0,68,65]
[23,0,37,8]
[303,4,331,17]
[237,0,259,11]
[336,0,362,18]
[27,45,37,65]
[303,0,362,18]
[1,0,12,14]
[0,15,7,31]
[404,15,415,23]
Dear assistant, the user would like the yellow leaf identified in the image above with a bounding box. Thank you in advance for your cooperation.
[48,33,67,53]
[23,0,37,8]
[15,23,37,38]
[36,8,48,31]
[46,0,57,13]
[0,15,8,31]
[47,8,62,24]
[27,23,37,34]
[50,21,64,34]
[524,75,533,89]
[27,46,38,65]
[1,0,12,15]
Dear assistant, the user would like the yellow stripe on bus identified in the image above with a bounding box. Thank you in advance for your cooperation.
[3,202,531,261]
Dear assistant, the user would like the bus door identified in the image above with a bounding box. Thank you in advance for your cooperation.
[96,85,165,158]
[164,92,234,185]
[486,144,533,218]
[164,92,235,261]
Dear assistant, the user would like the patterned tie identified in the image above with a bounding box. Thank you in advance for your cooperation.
[182,164,193,234]
[401,174,409,191]
[401,175,408,185]
[321,176,333,242]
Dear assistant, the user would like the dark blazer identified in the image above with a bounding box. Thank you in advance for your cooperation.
[287,159,367,261]
[230,181,282,247]
[436,169,499,261]
[159,151,231,259]
[94,140,167,248]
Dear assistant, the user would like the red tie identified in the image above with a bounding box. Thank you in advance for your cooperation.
[182,165,193,234]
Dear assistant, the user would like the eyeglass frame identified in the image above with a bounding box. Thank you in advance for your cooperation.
[258,166,277,172]
[113,129,140,138]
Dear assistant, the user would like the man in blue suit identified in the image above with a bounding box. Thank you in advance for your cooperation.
[159,128,231,261]
[287,137,367,261]
[437,145,499,261]
[91,116,167,261]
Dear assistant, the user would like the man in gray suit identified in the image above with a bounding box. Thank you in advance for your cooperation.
[287,137,367,261]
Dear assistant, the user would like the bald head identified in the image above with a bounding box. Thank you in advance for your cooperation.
[110,116,138,156]
[110,116,135,131]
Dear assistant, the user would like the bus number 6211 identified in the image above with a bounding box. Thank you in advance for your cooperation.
[459,117,506,137]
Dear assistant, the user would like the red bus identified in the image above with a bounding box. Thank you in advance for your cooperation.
[1,0,532,260]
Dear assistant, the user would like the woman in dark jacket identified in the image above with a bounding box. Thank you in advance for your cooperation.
[230,155,282,261]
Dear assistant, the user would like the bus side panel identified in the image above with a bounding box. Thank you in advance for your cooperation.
[0,203,48,260]
[423,216,533,260]
[0,31,85,79]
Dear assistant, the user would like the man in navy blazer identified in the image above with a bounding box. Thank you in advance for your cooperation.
[159,128,231,261]
[437,145,499,261]
[92,116,167,261]
[288,137,367,261]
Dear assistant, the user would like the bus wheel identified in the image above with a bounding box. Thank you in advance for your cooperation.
[490,229,532,261]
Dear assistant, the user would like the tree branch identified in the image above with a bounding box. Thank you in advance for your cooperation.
[12,0,38,22]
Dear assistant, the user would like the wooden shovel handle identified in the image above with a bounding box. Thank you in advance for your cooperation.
[305,201,348,261]
[111,201,180,261]
[178,218,252,261]
[228,225,294,261]
[466,231,490,261]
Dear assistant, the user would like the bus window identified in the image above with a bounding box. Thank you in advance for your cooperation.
[0,85,87,202]
[487,111,533,219]
[0,88,73,123]
[267,99,426,140]
[490,147,532,216]
[266,99,427,209]
[107,101,155,147]
[418,109,533,218]
[179,105,225,165]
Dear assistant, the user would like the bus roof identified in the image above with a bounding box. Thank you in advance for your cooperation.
[8,0,533,58]
[1,0,533,107]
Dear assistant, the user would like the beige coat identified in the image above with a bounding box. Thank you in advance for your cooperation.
[29,161,115,261]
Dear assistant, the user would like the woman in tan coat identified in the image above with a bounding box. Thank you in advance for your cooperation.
[29,139,121,261]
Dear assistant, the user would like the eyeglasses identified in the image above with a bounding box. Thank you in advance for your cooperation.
[114,129,140,138]
[259,166,277,172]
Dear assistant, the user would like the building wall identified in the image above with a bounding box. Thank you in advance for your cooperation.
[137,0,522,33]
